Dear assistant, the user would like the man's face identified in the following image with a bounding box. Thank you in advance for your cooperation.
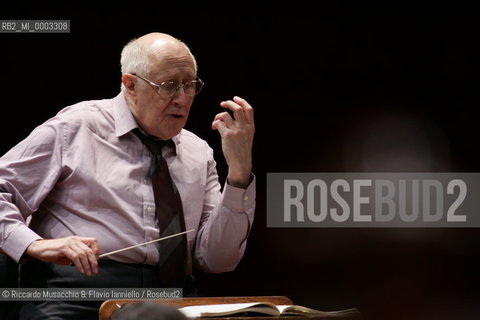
[130,53,197,140]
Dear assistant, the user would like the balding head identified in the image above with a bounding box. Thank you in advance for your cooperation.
[120,32,199,139]
[120,32,197,78]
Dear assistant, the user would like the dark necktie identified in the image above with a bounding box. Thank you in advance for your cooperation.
[132,128,188,288]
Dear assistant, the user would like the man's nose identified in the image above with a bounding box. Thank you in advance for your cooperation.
[170,86,190,104]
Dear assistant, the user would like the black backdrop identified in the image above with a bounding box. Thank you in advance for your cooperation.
[1,4,479,320]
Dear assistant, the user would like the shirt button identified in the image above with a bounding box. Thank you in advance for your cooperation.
[243,195,249,201]
[146,206,155,213]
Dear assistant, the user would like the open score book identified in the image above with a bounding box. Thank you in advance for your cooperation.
[178,302,361,318]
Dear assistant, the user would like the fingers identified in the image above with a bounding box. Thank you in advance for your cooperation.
[67,244,88,275]
[233,96,254,125]
[82,238,100,274]
[69,239,99,276]
[26,236,100,277]
[213,112,234,128]
[83,237,100,259]
[220,96,254,125]
[61,238,98,277]
[214,96,254,132]
[220,100,245,123]
[211,119,228,134]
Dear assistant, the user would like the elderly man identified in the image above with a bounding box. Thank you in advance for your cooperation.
[0,32,255,320]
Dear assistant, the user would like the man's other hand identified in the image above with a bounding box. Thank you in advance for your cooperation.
[26,236,99,276]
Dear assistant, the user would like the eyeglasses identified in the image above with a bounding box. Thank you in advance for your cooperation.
[132,73,204,98]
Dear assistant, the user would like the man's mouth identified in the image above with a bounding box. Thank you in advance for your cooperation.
[169,114,184,119]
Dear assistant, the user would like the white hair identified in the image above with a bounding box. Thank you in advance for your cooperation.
[120,36,198,77]
[120,38,150,76]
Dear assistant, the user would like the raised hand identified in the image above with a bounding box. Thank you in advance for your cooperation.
[212,96,255,188]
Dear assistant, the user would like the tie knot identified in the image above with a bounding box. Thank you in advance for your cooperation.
[132,128,167,156]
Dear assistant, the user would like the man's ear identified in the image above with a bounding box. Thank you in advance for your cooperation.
[121,74,137,98]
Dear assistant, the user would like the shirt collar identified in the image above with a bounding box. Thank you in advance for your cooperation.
[113,92,138,138]
[113,91,181,152]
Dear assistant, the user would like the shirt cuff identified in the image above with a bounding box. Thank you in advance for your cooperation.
[222,173,256,212]
[3,224,42,263]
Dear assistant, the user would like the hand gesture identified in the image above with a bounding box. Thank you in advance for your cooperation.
[212,96,255,188]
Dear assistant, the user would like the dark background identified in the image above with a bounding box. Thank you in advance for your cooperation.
[1,3,480,320]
